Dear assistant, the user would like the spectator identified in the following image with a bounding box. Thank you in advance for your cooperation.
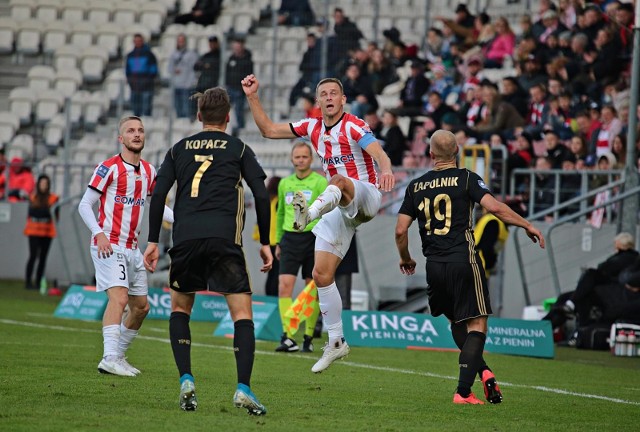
[0,147,7,200]
[557,0,577,29]
[473,84,524,140]
[7,157,35,203]
[174,0,222,26]
[168,34,199,119]
[531,156,555,216]
[341,62,377,119]
[547,94,574,140]
[518,54,548,93]
[507,131,536,180]
[380,110,407,167]
[523,83,550,137]
[333,8,364,67]
[288,33,321,115]
[422,91,454,132]
[225,37,253,135]
[438,3,476,48]
[611,133,627,169]
[23,174,59,291]
[194,35,221,93]
[459,83,486,129]
[592,105,622,157]
[569,135,589,161]
[501,77,529,118]
[300,93,321,118]
[483,17,515,68]
[363,108,383,138]
[543,129,571,169]
[367,48,397,94]
[396,61,430,117]
[382,27,403,59]
[559,154,581,214]
[428,64,453,102]
[537,9,568,45]
[125,34,158,117]
[277,0,315,26]
[424,27,451,66]
[581,3,605,42]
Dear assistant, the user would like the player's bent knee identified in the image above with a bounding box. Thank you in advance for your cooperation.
[312,268,332,287]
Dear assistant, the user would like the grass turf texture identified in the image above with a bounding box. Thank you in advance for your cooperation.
[1,280,639,432]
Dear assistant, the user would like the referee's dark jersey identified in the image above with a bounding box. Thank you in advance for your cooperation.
[148,130,269,246]
[398,167,492,263]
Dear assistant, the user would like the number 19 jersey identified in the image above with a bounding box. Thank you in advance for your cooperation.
[398,167,492,263]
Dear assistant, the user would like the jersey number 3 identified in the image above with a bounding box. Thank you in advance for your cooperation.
[191,155,214,197]
[418,194,452,235]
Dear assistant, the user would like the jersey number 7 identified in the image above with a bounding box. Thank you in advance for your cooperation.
[191,154,214,198]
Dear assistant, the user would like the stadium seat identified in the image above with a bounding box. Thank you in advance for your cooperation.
[80,46,109,83]
[27,65,56,92]
[35,0,60,22]
[139,2,167,37]
[60,0,86,22]
[54,44,81,71]
[35,89,65,125]
[69,90,90,126]
[84,91,108,130]
[70,22,96,50]
[44,113,66,148]
[234,13,253,34]
[9,134,35,161]
[86,1,112,25]
[54,67,83,98]
[0,18,17,55]
[9,86,36,126]
[42,21,70,57]
[9,0,34,21]
[16,19,43,56]
[96,23,124,60]
[113,2,138,27]
[216,14,234,34]
[0,111,20,146]
[104,69,130,107]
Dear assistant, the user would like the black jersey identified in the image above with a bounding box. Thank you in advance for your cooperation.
[148,130,267,246]
[398,167,492,263]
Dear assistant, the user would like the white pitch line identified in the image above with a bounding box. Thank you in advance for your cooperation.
[2,318,639,406]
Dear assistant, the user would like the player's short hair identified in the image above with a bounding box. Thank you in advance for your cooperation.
[430,130,457,160]
[316,78,344,95]
[118,116,142,135]
[291,141,312,157]
[615,232,635,251]
[192,87,230,125]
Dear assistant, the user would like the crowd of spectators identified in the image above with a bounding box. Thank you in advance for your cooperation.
[283,1,639,219]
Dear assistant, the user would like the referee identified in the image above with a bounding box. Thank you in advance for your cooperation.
[144,87,272,415]
[394,129,544,405]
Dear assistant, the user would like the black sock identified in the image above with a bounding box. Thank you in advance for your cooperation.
[456,331,487,397]
[234,319,255,387]
[451,323,489,380]
[170,312,192,378]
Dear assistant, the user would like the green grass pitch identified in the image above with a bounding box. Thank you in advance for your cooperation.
[1,281,639,432]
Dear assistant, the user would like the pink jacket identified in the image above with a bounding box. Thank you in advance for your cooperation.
[485,33,516,63]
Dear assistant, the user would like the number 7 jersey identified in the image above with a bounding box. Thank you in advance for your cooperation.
[398,167,492,262]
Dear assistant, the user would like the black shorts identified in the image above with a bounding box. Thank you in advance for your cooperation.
[168,237,251,294]
[425,260,491,323]
[278,231,315,279]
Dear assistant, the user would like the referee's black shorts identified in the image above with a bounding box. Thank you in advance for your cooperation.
[168,237,251,294]
[278,231,315,279]
[425,260,492,323]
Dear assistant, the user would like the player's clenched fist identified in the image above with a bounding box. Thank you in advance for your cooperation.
[241,74,259,95]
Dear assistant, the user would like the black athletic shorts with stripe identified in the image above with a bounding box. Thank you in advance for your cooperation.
[278,231,315,279]
[168,237,251,294]
[426,260,492,323]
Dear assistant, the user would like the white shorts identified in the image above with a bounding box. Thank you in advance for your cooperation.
[312,179,381,258]
[91,245,148,295]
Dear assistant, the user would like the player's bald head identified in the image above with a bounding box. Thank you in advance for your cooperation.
[429,130,458,161]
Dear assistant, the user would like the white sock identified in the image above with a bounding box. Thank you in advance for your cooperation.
[309,185,342,221]
[102,324,120,359]
[318,282,344,344]
[117,324,138,357]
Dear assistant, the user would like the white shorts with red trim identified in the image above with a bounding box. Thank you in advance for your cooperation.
[312,179,381,258]
[90,245,148,295]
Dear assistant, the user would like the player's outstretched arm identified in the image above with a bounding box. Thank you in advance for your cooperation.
[241,74,297,139]
[480,194,545,248]
[363,141,395,192]
[395,214,417,274]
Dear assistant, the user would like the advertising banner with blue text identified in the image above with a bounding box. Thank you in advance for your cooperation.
[342,311,554,359]
[214,299,281,341]
[54,285,107,321]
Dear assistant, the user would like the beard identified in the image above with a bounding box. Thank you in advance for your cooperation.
[124,141,144,154]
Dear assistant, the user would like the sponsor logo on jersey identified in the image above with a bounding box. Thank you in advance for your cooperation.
[114,195,146,206]
[321,153,355,166]
[96,164,109,178]
[478,179,489,190]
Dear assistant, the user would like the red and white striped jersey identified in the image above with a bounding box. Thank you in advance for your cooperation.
[88,154,156,249]
[290,113,379,185]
